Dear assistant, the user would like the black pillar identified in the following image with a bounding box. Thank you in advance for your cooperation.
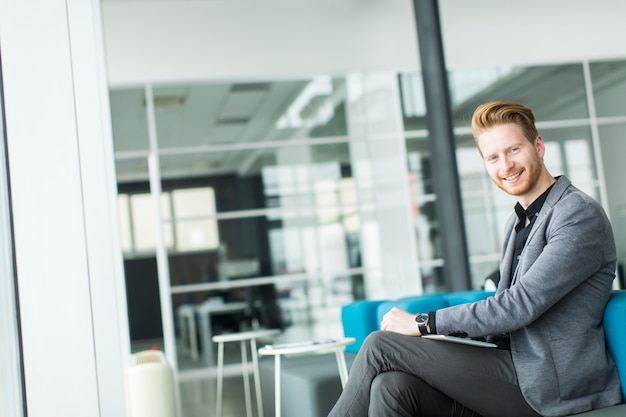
[413,0,471,291]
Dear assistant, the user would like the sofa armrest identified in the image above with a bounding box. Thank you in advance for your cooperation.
[341,300,385,353]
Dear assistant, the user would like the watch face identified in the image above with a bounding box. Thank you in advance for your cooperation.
[415,313,429,324]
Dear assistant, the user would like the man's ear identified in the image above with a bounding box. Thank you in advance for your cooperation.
[534,135,546,157]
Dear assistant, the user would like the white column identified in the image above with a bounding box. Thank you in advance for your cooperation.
[0,95,24,417]
[0,1,128,416]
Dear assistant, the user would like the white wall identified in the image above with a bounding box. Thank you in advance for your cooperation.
[439,0,626,68]
[101,0,626,87]
[101,0,418,86]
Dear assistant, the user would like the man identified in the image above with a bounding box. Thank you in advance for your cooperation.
[328,101,622,417]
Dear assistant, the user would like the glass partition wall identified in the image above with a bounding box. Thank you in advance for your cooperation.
[110,59,626,415]
[111,75,414,381]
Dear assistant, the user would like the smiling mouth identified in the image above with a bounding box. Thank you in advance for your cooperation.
[503,171,522,182]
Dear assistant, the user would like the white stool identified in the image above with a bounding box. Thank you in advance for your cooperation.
[258,337,355,417]
[213,329,281,417]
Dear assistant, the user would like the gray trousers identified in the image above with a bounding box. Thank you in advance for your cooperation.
[328,331,542,417]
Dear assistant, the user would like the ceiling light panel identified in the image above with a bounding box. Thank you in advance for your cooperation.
[216,83,269,124]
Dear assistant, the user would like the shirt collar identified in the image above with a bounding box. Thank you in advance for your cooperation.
[514,181,555,230]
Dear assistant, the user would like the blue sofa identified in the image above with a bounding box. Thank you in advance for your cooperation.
[341,290,495,353]
[341,289,626,416]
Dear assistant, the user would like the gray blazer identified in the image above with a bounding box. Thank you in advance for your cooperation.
[436,176,622,416]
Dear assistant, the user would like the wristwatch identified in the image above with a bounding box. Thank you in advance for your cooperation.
[415,313,429,335]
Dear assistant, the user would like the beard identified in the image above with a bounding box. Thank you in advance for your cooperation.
[492,158,543,198]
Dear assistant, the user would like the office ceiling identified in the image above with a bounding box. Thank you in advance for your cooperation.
[111,79,319,183]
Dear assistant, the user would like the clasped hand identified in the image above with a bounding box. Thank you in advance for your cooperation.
[380,307,422,336]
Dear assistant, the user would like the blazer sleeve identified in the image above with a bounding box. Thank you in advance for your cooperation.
[435,187,616,338]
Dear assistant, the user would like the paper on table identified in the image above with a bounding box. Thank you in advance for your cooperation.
[263,339,338,350]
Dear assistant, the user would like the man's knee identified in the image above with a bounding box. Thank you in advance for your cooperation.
[370,372,421,416]
[370,373,400,414]
[371,372,398,397]
[372,371,418,395]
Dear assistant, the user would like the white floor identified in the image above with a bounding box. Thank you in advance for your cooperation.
[179,376,247,417]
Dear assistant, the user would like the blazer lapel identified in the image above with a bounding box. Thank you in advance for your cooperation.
[505,176,572,288]
[498,218,517,291]
[524,176,569,246]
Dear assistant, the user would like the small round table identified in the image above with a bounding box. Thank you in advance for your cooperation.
[258,337,355,417]
[212,328,281,417]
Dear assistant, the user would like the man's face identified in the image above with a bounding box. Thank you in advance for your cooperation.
[477,123,545,205]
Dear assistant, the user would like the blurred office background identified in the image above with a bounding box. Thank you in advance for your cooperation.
[2,1,626,416]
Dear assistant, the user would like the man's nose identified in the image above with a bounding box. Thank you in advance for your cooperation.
[500,155,514,171]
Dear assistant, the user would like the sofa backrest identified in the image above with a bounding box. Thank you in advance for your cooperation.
[375,293,449,325]
[375,290,495,324]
